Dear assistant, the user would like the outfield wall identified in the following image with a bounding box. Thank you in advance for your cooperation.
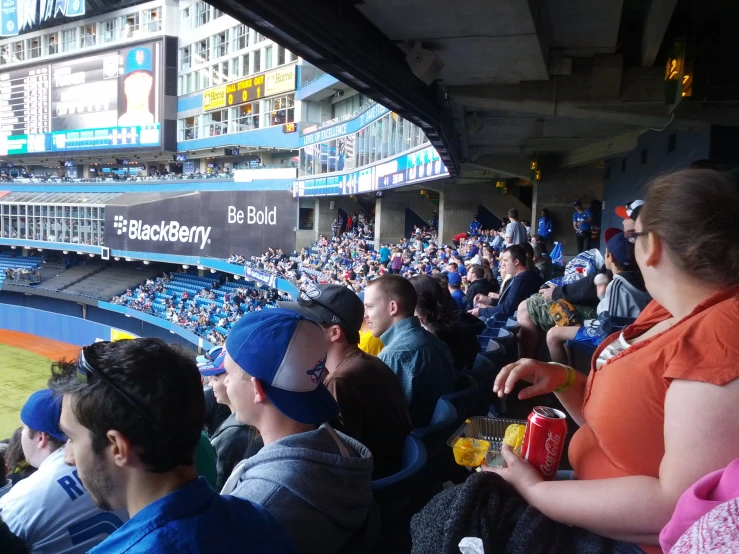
[0,292,204,351]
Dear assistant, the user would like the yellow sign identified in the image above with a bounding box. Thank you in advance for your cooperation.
[111,328,138,341]
[265,64,296,96]
[203,85,226,111]
[202,63,297,112]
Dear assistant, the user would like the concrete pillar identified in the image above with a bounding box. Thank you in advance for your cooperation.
[314,196,364,241]
[374,190,437,245]
[437,182,532,246]
[532,166,604,256]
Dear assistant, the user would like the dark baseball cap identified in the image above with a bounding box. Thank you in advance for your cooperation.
[604,228,634,268]
[278,283,365,333]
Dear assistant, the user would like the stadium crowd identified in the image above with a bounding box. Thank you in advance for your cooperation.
[0,168,738,554]
[111,271,282,346]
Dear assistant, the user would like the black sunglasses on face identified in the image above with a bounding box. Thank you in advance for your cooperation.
[77,346,160,428]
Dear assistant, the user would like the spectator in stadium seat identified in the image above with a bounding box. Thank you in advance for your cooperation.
[487,169,739,554]
[411,274,481,372]
[464,264,495,310]
[363,275,455,427]
[516,201,643,359]
[545,229,651,365]
[48,339,294,554]
[469,245,541,320]
[221,309,374,554]
[200,353,258,490]
[504,209,528,246]
[447,272,467,310]
[0,389,128,554]
[4,428,36,486]
[279,283,412,479]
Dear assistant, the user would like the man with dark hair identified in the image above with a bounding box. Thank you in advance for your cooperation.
[221,309,374,554]
[469,245,541,320]
[363,275,455,426]
[49,339,294,554]
[0,389,127,553]
[505,208,528,245]
[279,283,412,479]
[464,264,495,310]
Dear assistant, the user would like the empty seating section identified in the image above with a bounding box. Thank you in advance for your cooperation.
[65,266,161,299]
[39,261,107,290]
[0,254,42,282]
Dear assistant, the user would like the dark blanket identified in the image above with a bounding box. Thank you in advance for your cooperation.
[410,471,614,554]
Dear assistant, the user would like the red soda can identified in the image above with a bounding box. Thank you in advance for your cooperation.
[521,406,567,480]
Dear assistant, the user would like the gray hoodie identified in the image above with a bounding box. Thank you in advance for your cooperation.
[221,423,374,554]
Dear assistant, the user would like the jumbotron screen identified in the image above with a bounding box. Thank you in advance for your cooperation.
[0,40,162,155]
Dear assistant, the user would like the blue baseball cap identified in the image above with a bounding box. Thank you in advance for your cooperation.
[225,308,338,425]
[605,228,634,268]
[199,352,226,377]
[20,389,67,442]
[196,345,223,365]
[124,47,153,76]
[448,272,462,286]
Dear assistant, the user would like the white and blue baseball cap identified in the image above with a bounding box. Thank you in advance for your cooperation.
[196,345,223,365]
[199,352,226,377]
[225,308,338,425]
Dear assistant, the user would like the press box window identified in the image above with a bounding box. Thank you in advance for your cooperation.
[299,200,315,230]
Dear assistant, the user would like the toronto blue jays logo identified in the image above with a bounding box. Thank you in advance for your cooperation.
[306,357,327,384]
[136,49,145,65]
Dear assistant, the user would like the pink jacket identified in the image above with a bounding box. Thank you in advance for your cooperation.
[660,458,739,552]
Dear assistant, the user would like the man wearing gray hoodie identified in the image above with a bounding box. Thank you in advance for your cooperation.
[221,308,375,554]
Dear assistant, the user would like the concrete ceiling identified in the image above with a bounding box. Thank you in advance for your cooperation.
[352,0,698,180]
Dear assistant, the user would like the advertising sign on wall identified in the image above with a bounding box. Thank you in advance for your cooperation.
[0,40,162,155]
[375,145,448,189]
[105,190,297,258]
[202,62,296,112]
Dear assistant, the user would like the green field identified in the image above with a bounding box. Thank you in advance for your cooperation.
[0,343,55,439]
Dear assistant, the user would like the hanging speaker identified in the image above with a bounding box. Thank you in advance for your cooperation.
[406,41,445,85]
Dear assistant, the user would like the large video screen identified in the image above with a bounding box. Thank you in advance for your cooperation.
[0,41,161,155]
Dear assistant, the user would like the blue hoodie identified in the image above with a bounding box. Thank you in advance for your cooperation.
[222,424,374,554]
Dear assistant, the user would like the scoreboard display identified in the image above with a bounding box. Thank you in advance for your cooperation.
[0,41,163,156]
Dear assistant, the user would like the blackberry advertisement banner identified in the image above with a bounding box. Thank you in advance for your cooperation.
[105,190,297,258]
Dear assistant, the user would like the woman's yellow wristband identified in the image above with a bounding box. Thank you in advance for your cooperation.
[550,362,577,393]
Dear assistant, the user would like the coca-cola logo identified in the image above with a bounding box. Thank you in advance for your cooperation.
[541,430,562,477]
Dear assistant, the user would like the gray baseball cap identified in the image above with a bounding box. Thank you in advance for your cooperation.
[278,283,364,333]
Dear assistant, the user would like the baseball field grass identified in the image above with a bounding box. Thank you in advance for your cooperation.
[0,331,81,440]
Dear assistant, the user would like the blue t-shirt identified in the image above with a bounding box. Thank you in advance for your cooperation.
[537,216,553,239]
[457,264,467,278]
[450,289,466,310]
[573,209,592,232]
[90,478,295,554]
[379,247,391,264]
[469,220,482,236]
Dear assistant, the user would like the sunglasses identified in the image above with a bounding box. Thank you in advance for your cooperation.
[77,346,160,428]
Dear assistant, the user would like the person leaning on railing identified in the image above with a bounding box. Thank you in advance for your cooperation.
[485,169,739,554]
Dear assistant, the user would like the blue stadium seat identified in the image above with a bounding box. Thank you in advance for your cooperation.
[441,373,479,423]
[411,398,458,461]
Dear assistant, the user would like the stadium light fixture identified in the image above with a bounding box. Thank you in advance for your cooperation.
[143,260,150,265]
[210,269,216,274]
[38,248,43,252]
[125,257,132,262]
[23,246,30,249]
[114,257,120,261]
[63,250,68,254]
[89,254,95,257]
[233,275,240,280]
[197,265,204,270]
[76,251,83,255]
[10,246,16,249]
[182,264,189,269]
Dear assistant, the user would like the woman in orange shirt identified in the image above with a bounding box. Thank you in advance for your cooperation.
[488,169,739,554]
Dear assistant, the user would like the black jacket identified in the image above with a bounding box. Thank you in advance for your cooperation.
[465,279,496,310]
[411,471,613,554]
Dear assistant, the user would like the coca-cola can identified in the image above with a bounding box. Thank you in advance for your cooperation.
[521,406,567,480]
